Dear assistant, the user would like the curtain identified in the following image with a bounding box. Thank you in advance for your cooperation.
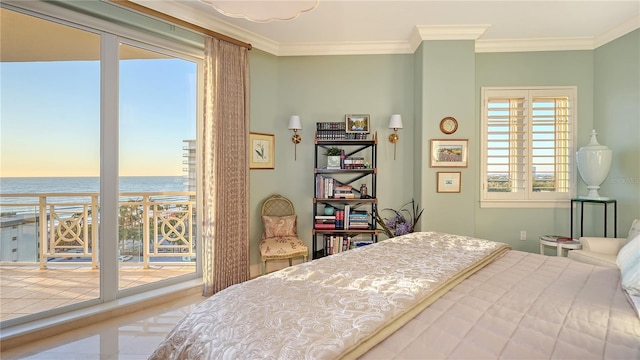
[202,37,250,296]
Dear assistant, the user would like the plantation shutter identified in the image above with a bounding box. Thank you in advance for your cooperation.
[481,87,576,207]
[531,96,571,193]
[486,95,526,196]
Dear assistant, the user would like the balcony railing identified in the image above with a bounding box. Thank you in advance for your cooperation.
[0,192,196,269]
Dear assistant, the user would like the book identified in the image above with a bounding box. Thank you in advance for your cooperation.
[344,205,350,230]
[541,235,572,242]
[334,193,355,199]
[335,210,344,229]
[315,215,336,220]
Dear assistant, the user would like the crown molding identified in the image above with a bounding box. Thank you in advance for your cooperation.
[475,37,596,53]
[414,25,491,41]
[409,24,490,52]
[128,1,638,56]
[130,0,280,53]
[594,14,640,48]
[277,41,413,56]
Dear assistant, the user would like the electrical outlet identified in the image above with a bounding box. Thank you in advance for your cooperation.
[520,230,527,240]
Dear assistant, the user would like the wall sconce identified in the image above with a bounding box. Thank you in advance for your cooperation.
[288,115,302,160]
[388,114,403,160]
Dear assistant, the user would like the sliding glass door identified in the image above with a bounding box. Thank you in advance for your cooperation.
[118,42,198,291]
[0,3,202,326]
[0,7,102,322]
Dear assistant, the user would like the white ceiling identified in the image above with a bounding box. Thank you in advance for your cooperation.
[133,0,640,56]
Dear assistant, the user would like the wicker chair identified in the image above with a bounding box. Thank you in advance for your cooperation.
[259,194,308,274]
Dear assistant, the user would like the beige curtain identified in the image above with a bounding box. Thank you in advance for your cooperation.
[202,37,250,296]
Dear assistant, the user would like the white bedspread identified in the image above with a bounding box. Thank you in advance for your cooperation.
[149,232,509,360]
[363,249,640,359]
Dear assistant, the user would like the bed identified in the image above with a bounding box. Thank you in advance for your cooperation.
[150,232,640,359]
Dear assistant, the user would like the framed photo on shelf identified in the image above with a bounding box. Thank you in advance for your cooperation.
[249,132,275,169]
[430,139,468,167]
[437,172,461,193]
[345,114,370,133]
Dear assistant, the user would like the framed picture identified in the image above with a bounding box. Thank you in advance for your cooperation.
[249,132,275,169]
[437,172,461,193]
[345,114,370,133]
[430,139,468,167]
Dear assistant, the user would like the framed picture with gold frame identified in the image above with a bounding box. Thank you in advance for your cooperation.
[345,114,370,133]
[430,139,468,167]
[437,172,461,193]
[249,132,275,169]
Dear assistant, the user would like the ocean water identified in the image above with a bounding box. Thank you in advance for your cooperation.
[0,176,187,214]
[0,176,185,194]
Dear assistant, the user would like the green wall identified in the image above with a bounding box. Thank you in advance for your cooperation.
[594,30,640,232]
[249,31,640,274]
[474,50,595,252]
[418,40,477,236]
[249,51,415,272]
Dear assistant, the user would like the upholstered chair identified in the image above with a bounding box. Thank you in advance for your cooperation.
[259,194,308,274]
[568,219,640,268]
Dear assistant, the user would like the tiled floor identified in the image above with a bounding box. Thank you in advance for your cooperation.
[1,292,206,359]
[0,265,195,322]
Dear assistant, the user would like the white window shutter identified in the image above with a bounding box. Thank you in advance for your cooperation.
[481,87,577,208]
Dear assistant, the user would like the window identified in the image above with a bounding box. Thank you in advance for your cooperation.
[480,87,577,208]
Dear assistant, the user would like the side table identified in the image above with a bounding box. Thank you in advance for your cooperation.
[570,198,617,240]
[539,235,582,257]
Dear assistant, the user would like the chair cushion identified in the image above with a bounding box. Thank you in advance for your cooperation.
[579,236,628,254]
[260,236,308,260]
[262,215,297,240]
[567,250,618,268]
[617,233,640,296]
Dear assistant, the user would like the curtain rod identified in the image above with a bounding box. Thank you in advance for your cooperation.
[108,0,252,50]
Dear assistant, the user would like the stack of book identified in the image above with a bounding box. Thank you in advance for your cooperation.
[348,211,370,229]
[314,215,336,230]
[343,157,366,169]
[324,235,352,255]
[334,185,355,199]
[316,175,335,199]
[316,122,346,140]
[352,235,374,247]
[316,122,368,140]
[335,210,345,229]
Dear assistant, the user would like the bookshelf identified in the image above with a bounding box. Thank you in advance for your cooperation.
[312,122,378,259]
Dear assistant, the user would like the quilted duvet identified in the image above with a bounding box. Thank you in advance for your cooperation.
[149,232,640,359]
[363,249,640,359]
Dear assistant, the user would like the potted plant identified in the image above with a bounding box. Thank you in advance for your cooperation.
[325,146,342,169]
[375,199,424,239]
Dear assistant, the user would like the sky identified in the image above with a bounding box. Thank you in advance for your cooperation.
[1,56,196,178]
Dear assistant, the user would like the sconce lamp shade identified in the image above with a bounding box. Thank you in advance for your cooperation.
[388,114,403,130]
[288,115,302,130]
[388,114,402,160]
[288,115,302,161]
